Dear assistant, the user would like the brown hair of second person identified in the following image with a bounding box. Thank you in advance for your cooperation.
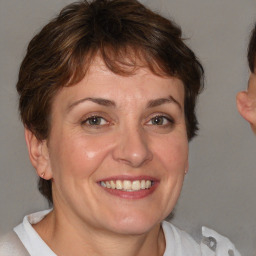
[16,0,204,204]
[248,23,256,72]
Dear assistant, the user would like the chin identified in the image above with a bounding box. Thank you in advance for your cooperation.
[104,213,162,235]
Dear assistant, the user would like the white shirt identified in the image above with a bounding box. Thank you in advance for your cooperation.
[0,210,241,256]
[14,210,55,256]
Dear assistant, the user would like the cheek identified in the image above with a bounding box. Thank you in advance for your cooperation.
[49,133,114,178]
[153,135,188,171]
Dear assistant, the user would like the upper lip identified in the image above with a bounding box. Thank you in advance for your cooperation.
[97,175,159,182]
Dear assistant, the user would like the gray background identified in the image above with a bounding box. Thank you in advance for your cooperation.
[1,0,256,255]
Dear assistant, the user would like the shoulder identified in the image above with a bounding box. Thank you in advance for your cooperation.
[162,221,201,255]
[162,222,241,256]
[201,226,241,256]
[0,231,29,256]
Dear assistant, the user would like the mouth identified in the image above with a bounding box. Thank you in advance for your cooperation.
[100,179,154,192]
[97,176,158,199]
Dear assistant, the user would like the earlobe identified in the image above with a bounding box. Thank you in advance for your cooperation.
[24,128,52,180]
[236,91,256,124]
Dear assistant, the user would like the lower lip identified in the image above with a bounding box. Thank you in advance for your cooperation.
[99,183,158,199]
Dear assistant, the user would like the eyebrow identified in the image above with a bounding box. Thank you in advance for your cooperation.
[67,97,116,111]
[67,95,181,112]
[146,96,182,110]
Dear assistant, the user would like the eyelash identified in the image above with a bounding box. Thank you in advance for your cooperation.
[81,114,174,129]
[81,115,109,127]
[146,114,175,127]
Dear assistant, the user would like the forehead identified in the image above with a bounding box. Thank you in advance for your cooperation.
[52,58,185,111]
[89,56,184,91]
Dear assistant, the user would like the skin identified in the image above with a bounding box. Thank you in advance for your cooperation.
[25,58,188,256]
[237,72,256,134]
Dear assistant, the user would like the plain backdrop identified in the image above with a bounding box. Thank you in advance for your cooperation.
[1,0,256,255]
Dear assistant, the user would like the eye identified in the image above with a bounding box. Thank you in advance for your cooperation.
[147,115,174,126]
[82,116,108,126]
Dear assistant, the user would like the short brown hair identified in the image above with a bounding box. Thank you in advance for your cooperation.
[248,23,256,72]
[17,0,204,205]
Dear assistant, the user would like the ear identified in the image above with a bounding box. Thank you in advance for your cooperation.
[25,128,53,180]
[236,91,256,125]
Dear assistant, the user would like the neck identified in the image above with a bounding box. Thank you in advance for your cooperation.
[33,209,166,256]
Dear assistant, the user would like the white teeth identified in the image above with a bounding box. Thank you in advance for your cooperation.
[123,180,132,190]
[132,180,140,191]
[100,181,106,187]
[141,180,146,189]
[116,180,122,190]
[100,179,153,191]
[106,181,111,188]
[145,180,151,189]
[110,180,116,189]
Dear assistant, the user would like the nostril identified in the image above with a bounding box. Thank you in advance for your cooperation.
[112,132,153,167]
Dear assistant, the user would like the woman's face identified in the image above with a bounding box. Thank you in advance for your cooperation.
[45,59,188,235]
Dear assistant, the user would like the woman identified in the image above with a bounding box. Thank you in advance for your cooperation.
[0,0,240,255]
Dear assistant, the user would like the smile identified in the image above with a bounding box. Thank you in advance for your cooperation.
[100,180,153,191]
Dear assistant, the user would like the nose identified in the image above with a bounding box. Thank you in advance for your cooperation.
[112,127,153,168]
